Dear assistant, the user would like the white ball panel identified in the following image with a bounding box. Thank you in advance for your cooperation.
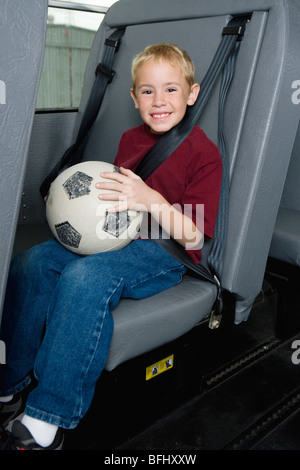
[46,161,143,255]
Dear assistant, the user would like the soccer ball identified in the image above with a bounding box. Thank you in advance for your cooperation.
[46,161,143,255]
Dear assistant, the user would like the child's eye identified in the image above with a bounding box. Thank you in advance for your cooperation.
[167,88,177,93]
[141,90,152,95]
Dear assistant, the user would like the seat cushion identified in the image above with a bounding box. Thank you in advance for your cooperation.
[105,274,217,371]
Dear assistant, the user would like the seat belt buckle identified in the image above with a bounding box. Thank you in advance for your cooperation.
[208,275,223,329]
[209,309,222,329]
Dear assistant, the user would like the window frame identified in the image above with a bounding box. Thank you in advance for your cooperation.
[49,1,109,15]
[36,1,115,112]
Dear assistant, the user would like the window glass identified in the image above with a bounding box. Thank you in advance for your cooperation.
[36,1,119,109]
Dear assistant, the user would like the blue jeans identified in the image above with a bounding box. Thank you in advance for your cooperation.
[0,238,186,429]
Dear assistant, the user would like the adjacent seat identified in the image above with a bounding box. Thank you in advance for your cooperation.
[267,122,300,337]
[0,0,48,323]
[269,123,300,269]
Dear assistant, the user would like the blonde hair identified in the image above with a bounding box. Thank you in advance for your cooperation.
[131,43,196,95]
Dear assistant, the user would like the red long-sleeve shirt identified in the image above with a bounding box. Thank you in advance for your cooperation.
[114,124,222,263]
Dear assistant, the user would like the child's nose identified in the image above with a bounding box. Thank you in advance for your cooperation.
[152,92,167,106]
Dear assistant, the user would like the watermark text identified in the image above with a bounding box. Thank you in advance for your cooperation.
[96,203,204,250]
[291,339,300,364]
[291,80,300,105]
[0,80,6,104]
[104,453,197,467]
[0,340,6,364]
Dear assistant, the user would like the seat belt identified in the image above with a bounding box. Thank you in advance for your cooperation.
[40,28,125,199]
[135,16,249,327]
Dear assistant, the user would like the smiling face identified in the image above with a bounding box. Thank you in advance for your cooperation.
[130,59,199,134]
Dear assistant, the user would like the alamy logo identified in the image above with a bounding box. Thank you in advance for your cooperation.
[0,340,6,364]
[291,80,300,105]
[0,80,6,104]
[291,339,300,364]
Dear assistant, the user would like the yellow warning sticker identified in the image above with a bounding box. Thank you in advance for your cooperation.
[146,354,174,381]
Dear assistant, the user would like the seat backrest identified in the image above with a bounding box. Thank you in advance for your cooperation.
[72,0,300,323]
[268,120,300,266]
[0,0,48,323]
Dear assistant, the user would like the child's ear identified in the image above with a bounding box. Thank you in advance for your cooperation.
[130,88,139,109]
[187,83,200,106]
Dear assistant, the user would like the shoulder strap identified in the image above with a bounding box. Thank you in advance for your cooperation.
[39,28,125,199]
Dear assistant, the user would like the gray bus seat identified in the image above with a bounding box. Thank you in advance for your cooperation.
[4,0,300,372]
[0,0,48,322]
[269,122,300,268]
[267,121,300,336]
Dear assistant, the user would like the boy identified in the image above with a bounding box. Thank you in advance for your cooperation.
[0,43,222,449]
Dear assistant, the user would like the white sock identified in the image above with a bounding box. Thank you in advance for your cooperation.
[21,414,58,448]
[0,395,14,402]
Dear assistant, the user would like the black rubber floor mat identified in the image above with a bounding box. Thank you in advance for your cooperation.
[117,335,300,450]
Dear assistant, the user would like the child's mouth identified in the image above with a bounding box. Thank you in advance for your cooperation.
[151,112,171,120]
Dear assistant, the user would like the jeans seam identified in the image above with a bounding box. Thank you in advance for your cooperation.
[129,265,185,289]
[24,403,78,428]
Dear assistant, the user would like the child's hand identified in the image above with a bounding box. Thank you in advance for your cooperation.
[95,167,158,213]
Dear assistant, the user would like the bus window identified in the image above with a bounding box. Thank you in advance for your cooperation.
[36,0,119,110]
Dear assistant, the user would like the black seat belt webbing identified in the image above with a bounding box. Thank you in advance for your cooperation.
[39,28,125,199]
[208,39,242,328]
[208,40,241,280]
